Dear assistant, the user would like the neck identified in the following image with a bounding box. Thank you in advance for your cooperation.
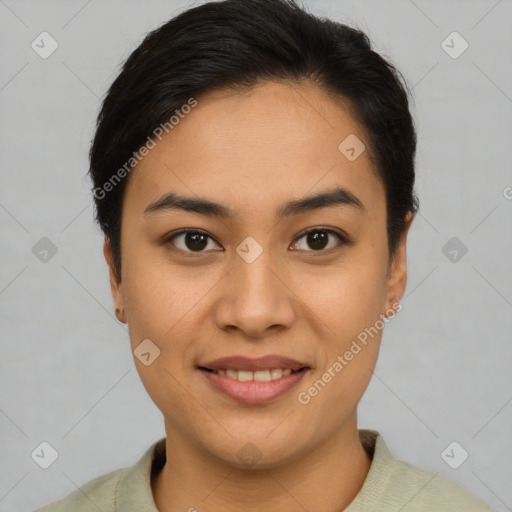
[152,415,372,512]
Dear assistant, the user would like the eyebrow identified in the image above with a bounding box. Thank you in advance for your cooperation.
[143,186,365,220]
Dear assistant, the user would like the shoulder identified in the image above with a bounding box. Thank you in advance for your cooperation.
[32,466,127,512]
[32,437,165,512]
[388,457,495,511]
[352,430,495,512]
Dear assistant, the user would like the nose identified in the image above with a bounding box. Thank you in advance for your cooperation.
[213,246,296,339]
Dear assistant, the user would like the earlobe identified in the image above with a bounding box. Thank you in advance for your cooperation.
[384,211,413,313]
[115,307,126,323]
[103,238,126,323]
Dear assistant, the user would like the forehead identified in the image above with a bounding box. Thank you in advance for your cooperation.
[124,80,385,221]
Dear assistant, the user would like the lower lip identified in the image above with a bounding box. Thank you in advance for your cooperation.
[198,369,309,405]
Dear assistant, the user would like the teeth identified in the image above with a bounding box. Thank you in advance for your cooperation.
[226,369,238,379]
[237,370,253,382]
[254,370,271,382]
[270,369,282,380]
[212,368,299,381]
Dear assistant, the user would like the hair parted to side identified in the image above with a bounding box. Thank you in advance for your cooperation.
[89,0,419,281]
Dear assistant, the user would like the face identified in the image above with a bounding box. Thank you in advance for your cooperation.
[105,80,410,468]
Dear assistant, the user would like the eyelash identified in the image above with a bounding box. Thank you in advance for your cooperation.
[163,227,351,256]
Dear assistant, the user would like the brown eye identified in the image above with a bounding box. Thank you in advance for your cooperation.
[292,228,348,252]
[306,231,329,250]
[165,230,222,253]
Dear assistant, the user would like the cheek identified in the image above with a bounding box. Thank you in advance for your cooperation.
[121,247,200,340]
[295,256,387,335]
[121,259,203,421]
[294,253,386,392]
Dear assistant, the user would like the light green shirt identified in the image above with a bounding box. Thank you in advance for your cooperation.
[33,429,495,511]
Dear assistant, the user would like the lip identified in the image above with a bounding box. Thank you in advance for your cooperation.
[197,355,311,405]
[198,367,310,405]
[198,355,309,372]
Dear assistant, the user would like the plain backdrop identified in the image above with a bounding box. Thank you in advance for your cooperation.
[1,0,511,511]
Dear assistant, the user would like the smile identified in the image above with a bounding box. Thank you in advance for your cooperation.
[197,364,310,404]
[201,367,305,381]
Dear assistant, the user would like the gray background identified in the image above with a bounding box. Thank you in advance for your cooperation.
[1,0,511,510]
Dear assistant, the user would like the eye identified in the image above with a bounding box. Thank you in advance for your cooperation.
[164,227,350,255]
[291,228,349,252]
[164,229,222,254]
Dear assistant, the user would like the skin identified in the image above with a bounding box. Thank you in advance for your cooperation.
[104,80,412,511]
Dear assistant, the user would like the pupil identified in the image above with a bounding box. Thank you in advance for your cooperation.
[183,231,329,252]
[186,232,208,251]
[308,231,327,250]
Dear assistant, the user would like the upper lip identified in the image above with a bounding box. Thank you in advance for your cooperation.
[198,355,310,372]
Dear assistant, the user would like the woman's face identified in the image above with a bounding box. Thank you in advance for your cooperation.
[106,80,410,468]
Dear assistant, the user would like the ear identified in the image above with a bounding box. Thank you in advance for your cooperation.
[384,211,413,313]
[103,238,126,323]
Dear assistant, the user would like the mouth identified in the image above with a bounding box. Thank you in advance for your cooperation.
[197,355,311,404]
[198,366,309,381]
